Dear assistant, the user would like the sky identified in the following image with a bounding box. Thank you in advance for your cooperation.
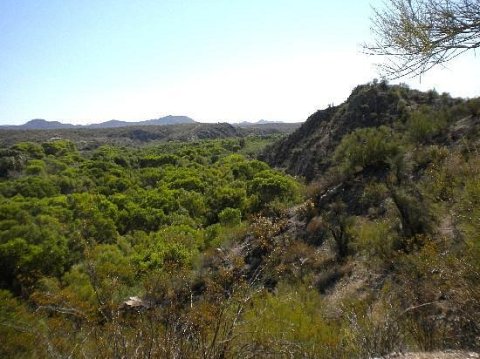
[1,0,479,125]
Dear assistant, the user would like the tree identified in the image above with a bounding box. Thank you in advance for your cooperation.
[249,170,299,205]
[325,201,354,259]
[365,0,480,78]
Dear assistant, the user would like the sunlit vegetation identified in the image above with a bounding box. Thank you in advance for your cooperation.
[0,136,307,357]
[2,84,480,357]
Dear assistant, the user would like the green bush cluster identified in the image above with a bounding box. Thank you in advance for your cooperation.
[334,126,402,175]
[0,138,300,297]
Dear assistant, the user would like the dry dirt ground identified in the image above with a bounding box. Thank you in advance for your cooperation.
[381,351,479,359]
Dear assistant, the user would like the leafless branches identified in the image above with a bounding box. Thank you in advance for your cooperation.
[364,0,480,78]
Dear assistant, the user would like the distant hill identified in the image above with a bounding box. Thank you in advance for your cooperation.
[234,119,287,127]
[233,120,302,134]
[144,115,196,126]
[86,120,128,129]
[0,119,78,130]
[0,115,197,130]
[87,115,197,128]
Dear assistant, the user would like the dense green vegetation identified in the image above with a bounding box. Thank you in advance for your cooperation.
[2,83,480,358]
[0,135,306,357]
[0,137,300,294]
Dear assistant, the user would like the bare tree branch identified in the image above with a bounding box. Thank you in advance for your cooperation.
[364,0,480,78]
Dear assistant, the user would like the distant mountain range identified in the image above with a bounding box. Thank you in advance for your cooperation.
[0,115,197,130]
[233,119,286,127]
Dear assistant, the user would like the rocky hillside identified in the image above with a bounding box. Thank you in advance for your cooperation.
[252,81,480,354]
[262,81,472,180]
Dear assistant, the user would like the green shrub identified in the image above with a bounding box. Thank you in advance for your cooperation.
[218,207,242,226]
[0,290,39,357]
[240,285,342,357]
[334,126,402,175]
[12,142,45,158]
[407,107,448,143]
[353,218,396,263]
[139,154,179,168]
[248,170,300,206]
[341,296,404,358]
[42,140,76,156]
[361,181,389,209]
[25,159,46,175]
[390,188,433,241]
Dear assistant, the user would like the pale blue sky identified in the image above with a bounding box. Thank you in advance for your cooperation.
[1,0,479,125]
